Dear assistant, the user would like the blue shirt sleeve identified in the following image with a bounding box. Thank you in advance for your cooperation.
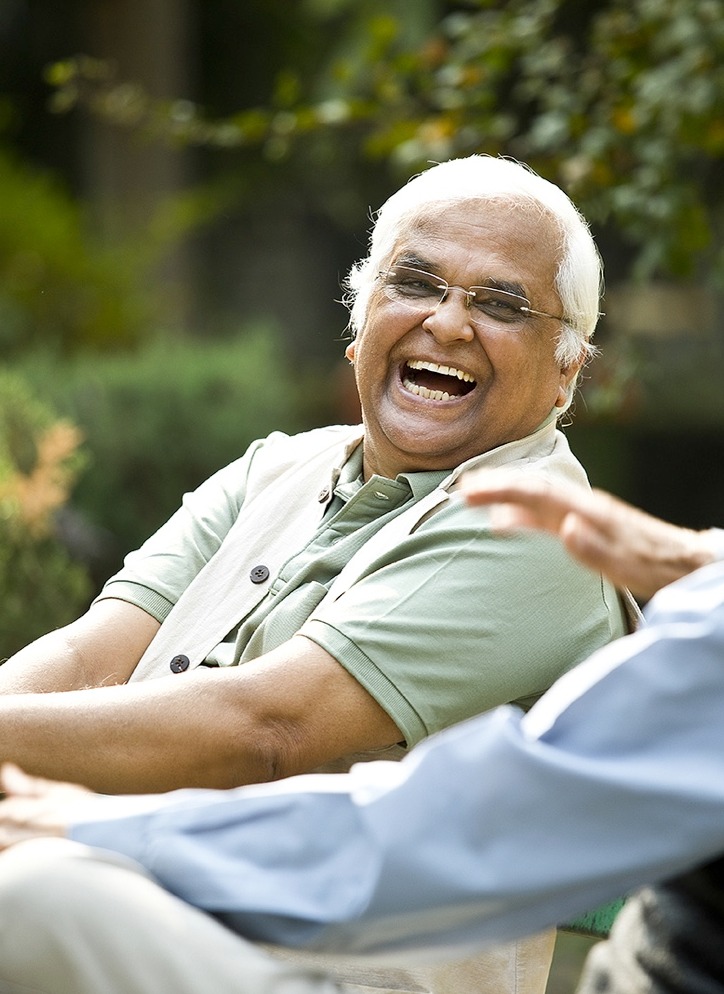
[69,561,724,959]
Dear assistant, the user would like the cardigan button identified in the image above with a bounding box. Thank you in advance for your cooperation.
[250,564,270,584]
[170,654,190,673]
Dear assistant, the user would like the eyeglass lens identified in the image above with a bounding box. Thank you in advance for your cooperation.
[381,266,533,327]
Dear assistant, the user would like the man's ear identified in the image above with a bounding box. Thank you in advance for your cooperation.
[555,357,584,408]
[345,342,356,363]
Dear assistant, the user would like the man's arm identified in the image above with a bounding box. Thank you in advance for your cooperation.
[0,631,401,793]
[3,562,724,958]
[0,442,261,696]
[0,600,160,694]
[460,470,720,599]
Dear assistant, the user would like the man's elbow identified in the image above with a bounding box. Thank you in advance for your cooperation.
[208,714,311,788]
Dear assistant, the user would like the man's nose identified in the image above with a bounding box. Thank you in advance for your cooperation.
[421,287,476,343]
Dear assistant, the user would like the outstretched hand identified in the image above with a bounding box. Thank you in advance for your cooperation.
[460,470,716,600]
[0,763,91,851]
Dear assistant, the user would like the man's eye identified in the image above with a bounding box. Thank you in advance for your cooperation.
[472,292,524,323]
[394,276,439,297]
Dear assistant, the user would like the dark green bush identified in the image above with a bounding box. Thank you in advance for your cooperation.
[0,528,92,659]
[0,147,152,356]
[13,327,333,582]
[0,370,92,658]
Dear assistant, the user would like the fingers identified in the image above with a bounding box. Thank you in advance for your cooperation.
[0,763,45,798]
[461,470,589,535]
[0,768,78,852]
[0,763,74,799]
[460,470,715,598]
[559,504,697,600]
[0,763,91,803]
[560,512,615,572]
[461,469,552,507]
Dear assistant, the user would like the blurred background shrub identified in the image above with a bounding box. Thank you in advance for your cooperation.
[0,146,152,357]
[0,370,92,658]
[11,326,338,589]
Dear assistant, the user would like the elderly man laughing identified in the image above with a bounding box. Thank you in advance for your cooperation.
[0,155,626,994]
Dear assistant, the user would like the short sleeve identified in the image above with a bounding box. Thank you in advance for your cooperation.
[95,439,266,620]
[300,500,625,747]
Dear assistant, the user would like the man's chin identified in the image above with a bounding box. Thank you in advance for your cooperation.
[382,431,477,473]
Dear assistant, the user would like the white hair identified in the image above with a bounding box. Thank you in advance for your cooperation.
[344,155,602,378]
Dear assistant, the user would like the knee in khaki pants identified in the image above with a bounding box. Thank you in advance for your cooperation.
[0,838,338,994]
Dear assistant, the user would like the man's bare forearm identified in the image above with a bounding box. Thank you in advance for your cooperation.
[0,671,277,793]
[0,630,80,694]
[0,600,161,695]
[0,635,401,794]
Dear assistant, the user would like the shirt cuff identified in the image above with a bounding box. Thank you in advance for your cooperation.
[93,581,175,624]
[67,793,174,863]
[703,528,724,563]
[300,618,427,747]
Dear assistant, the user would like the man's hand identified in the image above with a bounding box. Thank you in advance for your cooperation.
[460,470,717,600]
[0,764,91,851]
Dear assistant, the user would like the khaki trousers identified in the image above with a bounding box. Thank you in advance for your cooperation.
[0,839,554,994]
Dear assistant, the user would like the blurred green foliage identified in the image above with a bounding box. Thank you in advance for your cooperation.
[0,529,92,658]
[0,143,231,358]
[0,370,91,658]
[319,0,723,283]
[47,0,724,284]
[0,146,151,355]
[12,327,334,577]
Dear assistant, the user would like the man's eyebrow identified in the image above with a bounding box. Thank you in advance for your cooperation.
[392,252,437,271]
[480,276,528,299]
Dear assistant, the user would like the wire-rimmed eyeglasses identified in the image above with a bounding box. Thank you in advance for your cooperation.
[378,265,565,329]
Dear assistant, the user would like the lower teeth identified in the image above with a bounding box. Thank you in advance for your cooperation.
[404,379,453,401]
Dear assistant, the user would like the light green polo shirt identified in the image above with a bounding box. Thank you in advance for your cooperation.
[99,437,626,748]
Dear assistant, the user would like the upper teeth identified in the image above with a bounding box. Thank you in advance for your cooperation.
[407,359,475,383]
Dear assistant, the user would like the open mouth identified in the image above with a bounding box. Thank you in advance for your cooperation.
[402,359,477,401]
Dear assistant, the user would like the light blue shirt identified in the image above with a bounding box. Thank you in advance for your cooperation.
[69,561,724,961]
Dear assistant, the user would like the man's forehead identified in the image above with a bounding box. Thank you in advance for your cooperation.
[397,197,561,238]
[390,202,562,279]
